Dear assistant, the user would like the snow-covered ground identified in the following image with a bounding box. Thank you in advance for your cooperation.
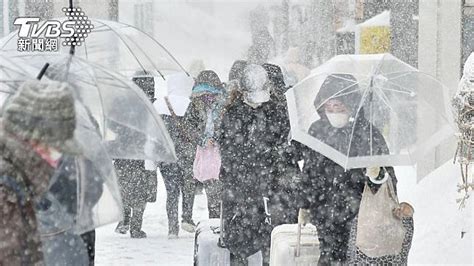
[96,171,209,265]
[96,162,473,265]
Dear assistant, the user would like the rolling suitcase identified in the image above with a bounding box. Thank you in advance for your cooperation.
[193,203,263,265]
[269,223,320,266]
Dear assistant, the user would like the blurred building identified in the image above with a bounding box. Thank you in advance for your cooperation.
[417,0,474,180]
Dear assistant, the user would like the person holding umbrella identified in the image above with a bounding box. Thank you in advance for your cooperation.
[296,74,397,264]
[114,75,158,239]
[0,79,81,265]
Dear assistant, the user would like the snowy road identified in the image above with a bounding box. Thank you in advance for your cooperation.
[96,164,473,265]
[96,172,209,266]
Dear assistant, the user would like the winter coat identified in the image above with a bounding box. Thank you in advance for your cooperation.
[159,114,196,172]
[218,96,285,258]
[36,194,88,266]
[298,113,397,263]
[114,159,157,207]
[36,156,102,266]
[0,129,54,265]
[262,63,302,224]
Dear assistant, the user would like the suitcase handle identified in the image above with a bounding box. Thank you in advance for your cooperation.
[295,222,302,257]
[218,200,226,248]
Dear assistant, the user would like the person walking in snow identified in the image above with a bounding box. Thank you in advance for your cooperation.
[261,63,301,226]
[186,70,225,219]
[219,64,285,265]
[296,74,398,264]
[0,79,81,265]
[160,75,205,237]
[114,76,158,239]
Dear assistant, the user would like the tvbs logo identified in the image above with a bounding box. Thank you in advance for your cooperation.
[14,7,93,52]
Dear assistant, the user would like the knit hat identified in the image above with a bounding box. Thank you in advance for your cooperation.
[3,79,81,154]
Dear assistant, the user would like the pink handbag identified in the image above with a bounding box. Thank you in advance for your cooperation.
[193,144,221,182]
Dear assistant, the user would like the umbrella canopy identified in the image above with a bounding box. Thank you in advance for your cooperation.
[3,53,177,162]
[42,101,123,234]
[286,53,454,170]
[0,57,123,232]
[0,18,187,79]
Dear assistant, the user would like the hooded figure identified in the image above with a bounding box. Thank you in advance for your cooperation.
[0,80,80,265]
[186,70,225,218]
[159,71,226,237]
[298,74,397,264]
[219,64,285,264]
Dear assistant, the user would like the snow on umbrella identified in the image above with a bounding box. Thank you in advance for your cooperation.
[0,18,188,79]
[10,53,177,162]
[286,53,454,171]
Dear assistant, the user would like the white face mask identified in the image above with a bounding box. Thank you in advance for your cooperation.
[326,112,350,128]
[243,98,262,109]
[245,90,270,105]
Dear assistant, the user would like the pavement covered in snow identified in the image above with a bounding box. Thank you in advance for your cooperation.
[96,163,473,265]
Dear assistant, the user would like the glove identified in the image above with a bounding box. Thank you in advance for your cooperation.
[298,208,310,226]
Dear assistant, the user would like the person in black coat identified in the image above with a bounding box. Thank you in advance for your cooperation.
[261,63,301,226]
[114,76,158,239]
[297,74,397,264]
[160,111,197,237]
[219,64,284,265]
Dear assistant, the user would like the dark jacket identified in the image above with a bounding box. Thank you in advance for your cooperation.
[298,112,397,262]
[114,159,157,207]
[0,130,54,265]
[263,63,301,225]
[160,114,196,171]
[219,96,285,258]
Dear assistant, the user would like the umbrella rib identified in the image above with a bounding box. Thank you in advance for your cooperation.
[87,60,108,138]
[117,21,189,76]
[344,82,372,168]
[380,87,414,95]
[315,78,368,111]
[372,85,396,112]
[117,31,166,80]
[383,80,416,94]
[93,20,149,75]
[0,32,18,50]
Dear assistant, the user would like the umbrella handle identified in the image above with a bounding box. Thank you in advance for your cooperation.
[295,222,302,257]
[36,63,50,80]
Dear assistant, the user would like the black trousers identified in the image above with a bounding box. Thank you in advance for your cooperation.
[203,179,222,219]
[160,163,196,234]
[122,202,147,233]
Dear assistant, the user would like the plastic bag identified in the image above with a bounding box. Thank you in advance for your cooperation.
[193,144,221,182]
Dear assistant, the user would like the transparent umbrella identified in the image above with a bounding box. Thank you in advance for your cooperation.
[0,58,123,233]
[286,53,454,170]
[41,101,123,234]
[0,18,187,79]
[7,53,177,162]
